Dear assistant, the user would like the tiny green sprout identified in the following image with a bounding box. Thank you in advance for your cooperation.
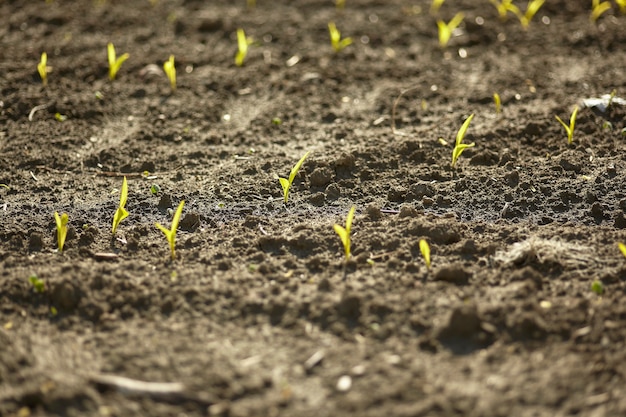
[616,0,626,14]
[430,0,445,15]
[437,12,464,48]
[555,105,579,145]
[235,28,254,67]
[602,121,613,130]
[490,0,520,20]
[155,200,184,260]
[107,42,129,81]
[590,0,612,22]
[607,89,617,109]
[334,206,355,261]
[493,92,502,114]
[0,184,10,190]
[278,151,310,203]
[618,242,626,258]
[95,91,104,100]
[622,127,626,137]
[150,184,161,195]
[29,275,45,293]
[451,113,475,168]
[328,22,352,53]
[163,55,176,92]
[112,176,129,235]
[272,117,282,126]
[54,112,67,122]
[517,0,545,30]
[37,52,48,86]
[54,211,69,253]
[419,239,431,269]
[590,280,604,295]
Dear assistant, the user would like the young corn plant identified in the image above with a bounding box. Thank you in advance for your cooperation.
[430,0,445,15]
[516,0,545,30]
[107,42,129,81]
[278,151,309,203]
[437,12,464,48]
[235,28,254,67]
[54,211,69,253]
[490,0,520,20]
[334,206,355,261]
[156,200,185,260]
[419,239,431,269]
[163,55,176,92]
[328,22,352,53]
[493,92,502,114]
[111,176,129,235]
[451,114,475,168]
[618,242,626,258]
[590,0,612,22]
[555,106,579,145]
[37,52,48,86]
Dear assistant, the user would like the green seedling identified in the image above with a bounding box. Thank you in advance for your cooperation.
[54,112,67,122]
[590,280,604,295]
[0,184,9,190]
[156,200,184,260]
[451,113,475,168]
[490,0,520,20]
[107,42,129,81]
[494,92,502,114]
[419,239,431,269]
[278,151,309,203]
[163,55,176,92]
[516,0,545,30]
[334,206,355,261]
[112,176,129,235]
[618,242,626,258]
[328,22,352,53]
[29,275,46,293]
[37,52,48,86]
[235,28,254,67]
[54,211,69,253]
[591,0,612,22]
[617,0,626,14]
[430,0,445,15]
[150,184,161,195]
[437,12,464,48]
[555,105,579,145]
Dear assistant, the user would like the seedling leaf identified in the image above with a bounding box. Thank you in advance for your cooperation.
[493,92,501,114]
[155,200,185,260]
[107,42,129,81]
[163,55,176,92]
[451,113,475,168]
[29,275,46,293]
[112,176,129,235]
[328,22,352,53]
[519,0,545,29]
[38,52,48,86]
[591,0,612,22]
[279,151,310,203]
[555,106,578,145]
[54,211,69,253]
[235,28,254,67]
[419,239,431,269]
[618,242,626,258]
[334,206,355,261]
[437,12,464,48]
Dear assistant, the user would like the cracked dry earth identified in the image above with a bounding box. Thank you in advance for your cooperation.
[2,0,626,416]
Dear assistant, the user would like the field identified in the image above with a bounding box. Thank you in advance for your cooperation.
[2,1,626,416]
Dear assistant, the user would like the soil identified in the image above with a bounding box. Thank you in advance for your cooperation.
[2,0,626,416]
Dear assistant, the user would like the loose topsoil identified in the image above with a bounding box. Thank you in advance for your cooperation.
[2,1,626,416]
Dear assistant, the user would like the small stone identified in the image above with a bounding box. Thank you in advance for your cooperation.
[336,375,352,392]
[325,183,340,200]
[310,167,333,187]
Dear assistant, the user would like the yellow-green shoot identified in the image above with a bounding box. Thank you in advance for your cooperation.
[279,151,309,203]
[334,206,355,261]
[555,105,578,145]
[156,200,185,260]
[451,114,475,168]
[54,211,69,253]
[328,22,352,53]
[493,92,501,114]
[38,52,48,86]
[516,0,545,30]
[235,28,254,67]
[490,0,520,20]
[163,54,176,92]
[590,0,612,22]
[419,239,431,269]
[437,12,464,48]
[616,0,626,14]
[430,0,445,15]
[618,242,626,258]
[107,42,129,81]
[112,176,129,235]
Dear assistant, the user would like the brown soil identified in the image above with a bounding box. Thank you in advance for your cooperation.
[2,1,626,416]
